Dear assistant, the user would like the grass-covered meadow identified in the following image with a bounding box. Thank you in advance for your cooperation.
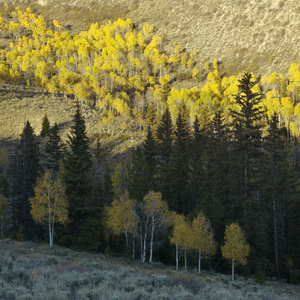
[0,240,299,300]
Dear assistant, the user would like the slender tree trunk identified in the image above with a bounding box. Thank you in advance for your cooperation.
[132,229,135,260]
[143,231,147,263]
[232,260,235,281]
[140,224,143,262]
[149,216,155,263]
[184,248,187,270]
[176,244,179,271]
[198,248,202,274]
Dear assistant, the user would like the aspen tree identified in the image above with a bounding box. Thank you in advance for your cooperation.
[30,170,69,247]
[221,223,250,281]
[143,191,168,263]
[191,212,216,274]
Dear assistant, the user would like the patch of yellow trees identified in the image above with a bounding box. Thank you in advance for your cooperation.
[1,8,300,137]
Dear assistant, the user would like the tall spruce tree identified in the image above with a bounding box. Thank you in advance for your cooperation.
[127,126,157,201]
[169,108,191,213]
[15,121,40,239]
[44,123,64,173]
[231,72,267,271]
[40,115,51,137]
[264,113,287,279]
[62,104,100,250]
[155,107,173,208]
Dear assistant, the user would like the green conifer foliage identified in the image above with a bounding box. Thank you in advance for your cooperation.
[231,72,267,270]
[169,108,191,213]
[155,107,173,207]
[264,113,288,279]
[16,121,40,239]
[45,123,64,173]
[40,115,51,137]
[62,104,100,250]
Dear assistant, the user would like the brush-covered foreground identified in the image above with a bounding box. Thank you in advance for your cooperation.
[0,240,299,300]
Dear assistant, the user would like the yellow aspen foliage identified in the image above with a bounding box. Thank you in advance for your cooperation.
[191,212,216,274]
[170,213,192,270]
[105,191,137,247]
[53,20,63,31]
[192,67,199,78]
[221,223,250,280]
[142,23,154,38]
[29,170,69,247]
[0,63,9,82]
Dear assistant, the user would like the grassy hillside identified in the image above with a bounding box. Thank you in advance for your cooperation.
[2,0,300,76]
[0,239,299,300]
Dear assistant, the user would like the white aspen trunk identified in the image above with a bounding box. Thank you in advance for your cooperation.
[149,216,154,263]
[198,248,202,274]
[184,248,187,270]
[143,231,147,263]
[176,244,179,271]
[232,260,235,281]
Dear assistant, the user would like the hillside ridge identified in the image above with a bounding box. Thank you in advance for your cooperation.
[4,0,300,75]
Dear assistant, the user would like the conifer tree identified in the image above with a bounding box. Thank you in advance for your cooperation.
[169,108,191,213]
[264,113,287,279]
[62,104,100,250]
[155,107,173,206]
[231,73,266,265]
[44,123,64,173]
[126,126,157,201]
[15,121,40,239]
[40,114,51,137]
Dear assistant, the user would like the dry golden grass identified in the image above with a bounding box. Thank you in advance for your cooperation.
[3,0,300,76]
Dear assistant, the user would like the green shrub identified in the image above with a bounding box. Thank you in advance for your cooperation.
[254,270,267,285]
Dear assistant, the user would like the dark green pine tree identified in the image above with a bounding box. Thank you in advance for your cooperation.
[126,126,157,202]
[62,104,100,250]
[155,107,173,207]
[263,113,288,280]
[40,115,51,137]
[44,123,65,173]
[198,110,227,228]
[15,121,40,239]
[189,116,204,214]
[285,137,300,283]
[231,72,266,272]
[169,107,191,213]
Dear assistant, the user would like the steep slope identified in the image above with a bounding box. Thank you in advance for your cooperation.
[4,0,300,75]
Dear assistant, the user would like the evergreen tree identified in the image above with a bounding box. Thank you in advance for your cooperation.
[15,121,40,239]
[169,108,191,213]
[286,138,300,283]
[155,107,173,207]
[62,104,100,250]
[231,72,266,271]
[44,123,64,173]
[126,126,157,202]
[264,113,288,279]
[40,115,51,137]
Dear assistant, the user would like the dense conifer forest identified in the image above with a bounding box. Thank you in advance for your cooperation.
[0,6,299,286]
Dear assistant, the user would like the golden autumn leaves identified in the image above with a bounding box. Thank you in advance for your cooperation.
[29,170,69,248]
[105,189,250,279]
